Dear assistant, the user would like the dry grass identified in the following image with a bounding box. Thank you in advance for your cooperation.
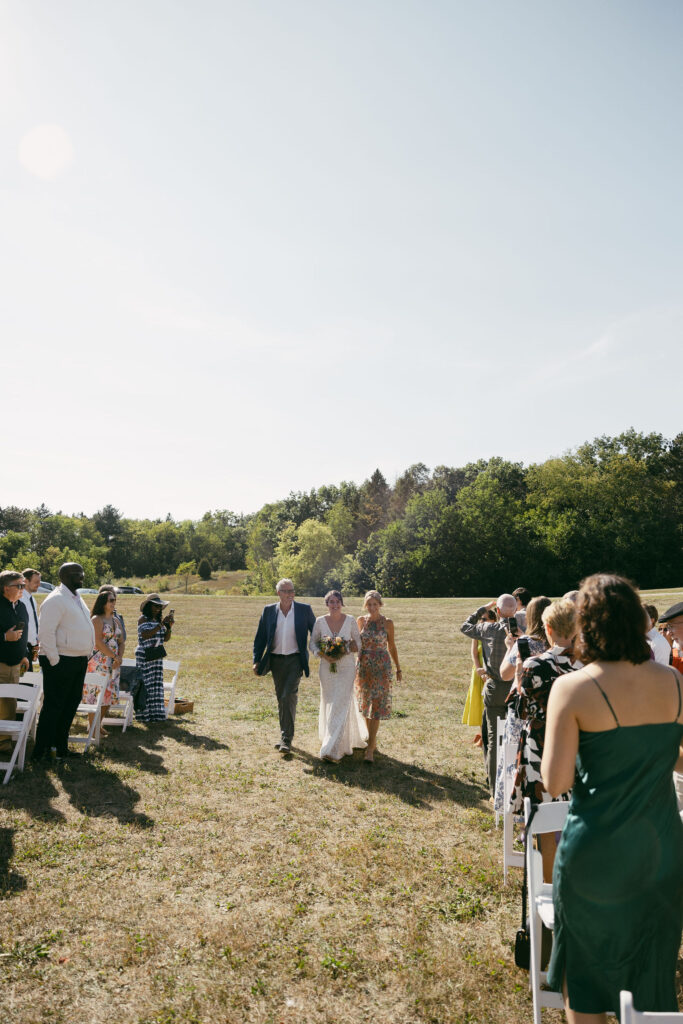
[2,592,682,1024]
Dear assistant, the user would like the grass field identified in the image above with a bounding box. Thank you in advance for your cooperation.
[1,591,682,1024]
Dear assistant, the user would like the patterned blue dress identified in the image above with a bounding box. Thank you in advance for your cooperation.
[135,617,167,722]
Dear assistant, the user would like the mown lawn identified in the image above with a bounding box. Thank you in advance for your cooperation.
[1,592,681,1024]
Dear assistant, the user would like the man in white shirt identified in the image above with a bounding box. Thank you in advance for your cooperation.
[33,563,95,761]
[252,579,316,754]
[20,568,41,672]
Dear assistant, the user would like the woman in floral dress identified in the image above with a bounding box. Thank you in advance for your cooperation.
[493,596,551,815]
[84,590,124,736]
[355,590,402,762]
[510,597,578,881]
[136,595,174,723]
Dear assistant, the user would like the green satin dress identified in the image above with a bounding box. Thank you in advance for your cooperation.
[547,674,683,1016]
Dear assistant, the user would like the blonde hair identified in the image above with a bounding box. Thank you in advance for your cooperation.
[542,598,577,639]
[363,590,383,610]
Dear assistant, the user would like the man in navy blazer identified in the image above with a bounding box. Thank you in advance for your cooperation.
[252,578,316,754]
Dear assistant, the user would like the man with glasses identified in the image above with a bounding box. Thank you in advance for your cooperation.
[252,578,316,754]
[0,571,30,753]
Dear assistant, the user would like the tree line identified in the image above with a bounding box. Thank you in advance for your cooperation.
[1,430,680,596]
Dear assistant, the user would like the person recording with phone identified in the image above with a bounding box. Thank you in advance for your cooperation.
[460,593,519,797]
[135,595,175,723]
[0,571,30,754]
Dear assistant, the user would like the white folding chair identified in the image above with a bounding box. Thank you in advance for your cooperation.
[495,715,506,827]
[15,672,43,742]
[118,657,180,719]
[162,660,181,718]
[69,677,106,751]
[620,990,683,1023]
[503,739,524,883]
[101,690,134,732]
[524,796,570,1024]
[0,683,40,784]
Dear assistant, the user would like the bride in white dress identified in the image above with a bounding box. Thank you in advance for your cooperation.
[309,591,368,762]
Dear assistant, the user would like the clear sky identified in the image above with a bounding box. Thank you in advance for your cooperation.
[2,0,681,519]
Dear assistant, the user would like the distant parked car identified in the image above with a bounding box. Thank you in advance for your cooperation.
[77,587,99,595]
[115,586,143,595]
[36,581,56,593]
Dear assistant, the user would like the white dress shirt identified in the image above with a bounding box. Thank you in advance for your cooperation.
[38,584,95,666]
[272,603,298,655]
[647,627,672,666]
[20,589,40,645]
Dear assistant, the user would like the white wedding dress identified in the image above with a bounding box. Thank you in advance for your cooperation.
[310,614,368,760]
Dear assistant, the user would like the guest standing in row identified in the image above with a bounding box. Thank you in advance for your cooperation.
[19,568,41,671]
[543,574,683,1020]
[136,595,174,723]
[83,589,124,734]
[34,563,95,760]
[355,590,401,763]
[462,607,496,745]
[460,594,518,797]
[509,598,577,881]
[310,590,367,763]
[0,571,29,756]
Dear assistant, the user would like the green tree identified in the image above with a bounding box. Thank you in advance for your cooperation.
[275,519,343,595]
[176,560,196,593]
[197,557,212,581]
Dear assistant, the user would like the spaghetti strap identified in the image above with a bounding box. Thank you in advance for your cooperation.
[670,667,682,721]
[585,669,620,726]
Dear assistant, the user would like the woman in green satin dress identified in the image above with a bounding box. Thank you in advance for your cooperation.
[542,574,683,1023]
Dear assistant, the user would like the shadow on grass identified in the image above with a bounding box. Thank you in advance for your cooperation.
[82,717,231,776]
[56,756,154,828]
[0,827,27,898]
[293,747,489,810]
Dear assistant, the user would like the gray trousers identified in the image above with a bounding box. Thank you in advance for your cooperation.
[483,700,506,798]
[271,653,303,745]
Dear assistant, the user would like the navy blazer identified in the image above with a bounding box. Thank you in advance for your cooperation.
[253,600,316,678]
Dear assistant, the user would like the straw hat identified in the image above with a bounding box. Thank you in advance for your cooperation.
[140,593,170,612]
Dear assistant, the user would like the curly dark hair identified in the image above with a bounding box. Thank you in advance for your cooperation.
[577,573,650,665]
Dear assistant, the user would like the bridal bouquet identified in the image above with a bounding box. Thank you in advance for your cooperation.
[318,635,348,673]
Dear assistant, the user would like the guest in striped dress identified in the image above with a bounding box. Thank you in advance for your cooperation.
[135,595,174,723]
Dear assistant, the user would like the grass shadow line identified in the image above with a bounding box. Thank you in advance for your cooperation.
[292,747,489,809]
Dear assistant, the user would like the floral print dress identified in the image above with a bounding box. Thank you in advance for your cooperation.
[509,645,576,813]
[84,617,122,705]
[493,636,548,815]
[355,616,393,720]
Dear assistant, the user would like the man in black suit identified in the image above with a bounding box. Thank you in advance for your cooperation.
[252,579,316,754]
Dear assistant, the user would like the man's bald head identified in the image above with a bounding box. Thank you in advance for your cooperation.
[496,593,517,617]
[59,562,85,593]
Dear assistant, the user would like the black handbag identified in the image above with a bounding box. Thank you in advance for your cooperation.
[144,643,167,662]
[514,804,536,970]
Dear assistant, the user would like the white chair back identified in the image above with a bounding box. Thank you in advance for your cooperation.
[0,683,40,784]
[69,677,107,751]
[620,990,683,1023]
[503,739,524,883]
[119,657,181,718]
[523,797,570,1024]
[494,715,505,828]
